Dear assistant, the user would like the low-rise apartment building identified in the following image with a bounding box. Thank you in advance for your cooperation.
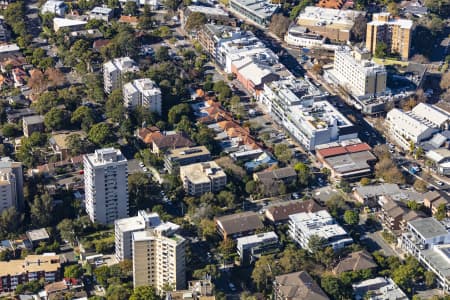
[402,217,450,292]
[41,0,66,16]
[274,271,329,300]
[228,0,278,27]
[179,161,227,196]
[386,103,450,150]
[296,7,364,42]
[0,254,61,293]
[181,5,230,30]
[89,6,113,21]
[289,210,353,251]
[164,146,211,174]
[215,211,264,240]
[22,115,44,137]
[265,200,323,224]
[366,13,413,61]
[123,78,162,114]
[236,231,279,264]
[103,57,139,94]
[353,277,408,300]
[196,24,240,60]
[378,195,424,232]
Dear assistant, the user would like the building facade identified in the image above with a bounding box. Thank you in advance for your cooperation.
[103,57,139,94]
[179,161,227,196]
[84,148,129,224]
[330,47,387,98]
[164,146,211,174]
[22,115,44,137]
[366,13,413,61]
[132,229,186,292]
[228,0,278,27]
[236,231,279,264]
[0,157,23,212]
[41,0,66,16]
[123,78,162,115]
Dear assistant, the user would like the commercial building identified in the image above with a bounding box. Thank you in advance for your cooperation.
[386,103,450,150]
[265,200,323,224]
[328,47,387,98]
[315,140,376,180]
[0,157,23,212]
[289,210,353,251]
[426,148,450,176]
[164,146,211,174]
[103,57,139,94]
[402,217,450,292]
[53,18,87,32]
[215,211,264,240]
[123,78,162,114]
[261,78,356,150]
[84,148,128,225]
[236,231,279,264]
[114,210,165,261]
[229,0,278,27]
[89,6,113,21]
[0,254,61,293]
[181,5,230,30]
[22,115,44,137]
[284,25,338,50]
[296,7,364,42]
[353,277,408,300]
[179,161,227,196]
[196,24,241,60]
[41,0,66,16]
[366,13,413,60]
[274,271,329,300]
[132,228,186,292]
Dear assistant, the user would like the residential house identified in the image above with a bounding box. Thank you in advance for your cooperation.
[152,133,195,155]
[136,126,163,145]
[53,18,87,32]
[12,67,27,87]
[426,148,450,176]
[333,251,377,275]
[253,167,297,186]
[89,6,113,21]
[274,271,329,300]
[215,211,264,240]
[118,16,138,28]
[41,0,66,16]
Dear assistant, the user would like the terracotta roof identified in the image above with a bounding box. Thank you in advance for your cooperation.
[345,143,371,153]
[153,133,195,151]
[333,251,377,275]
[93,39,110,50]
[215,211,264,236]
[275,271,329,300]
[138,127,163,144]
[265,200,323,223]
[317,146,347,158]
[119,15,138,23]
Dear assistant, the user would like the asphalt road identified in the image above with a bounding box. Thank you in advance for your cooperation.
[362,231,397,257]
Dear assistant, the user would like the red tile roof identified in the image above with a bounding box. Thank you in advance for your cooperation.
[345,143,371,153]
[317,146,347,158]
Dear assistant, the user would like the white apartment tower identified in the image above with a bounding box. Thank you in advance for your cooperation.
[133,228,186,292]
[331,47,387,98]
[84,148,129,225]
[0,157,23,212]
[123,78,162,115]
[103,57,139,94]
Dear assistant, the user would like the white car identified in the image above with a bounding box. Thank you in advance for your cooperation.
[436,181,444,186]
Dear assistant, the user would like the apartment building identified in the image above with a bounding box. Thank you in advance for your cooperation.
[181,5,230,30]
[228,0,278,27]
[378,195,424,232]
[265,200,323,224]
[164,146,211,174]
[132,228,186,292]
[114,210,163,261]
[274,271,329,300]
[179,161,227,196]
[402,217,450,292]
[353,277,408,300]
[22,115,44,137]
[123,78,162,114]
[386,103,450,150]
[84,148,128,225]
[289,210,353,251]
[366,13,413,61]
[215,211,264,240]
[89,6,113,21]
[103,57,139,94]
[261,78,356,150]
[296,7,364,42]
[0,157,23,212]
[0,254,61,293]
[196,24,240,60]
[329,47,387,98]
[41,0,66,16]
[236,231,279,264]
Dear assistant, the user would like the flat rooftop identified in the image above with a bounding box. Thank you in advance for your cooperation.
[409,218,449,239]
[236,231,278,247]
[23,115,44,125]
[297,6,364,29]
[167,146,210,160]
[325,151,375,174]
[186,5,228,16]
[26,228,49,242]
[422,245,450,281]
[230,0,279,19]
[0,254,60,276]
[180,161,225,184]
[115,215,147,232]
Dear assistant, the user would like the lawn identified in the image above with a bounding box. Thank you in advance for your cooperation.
[373,57,409,67]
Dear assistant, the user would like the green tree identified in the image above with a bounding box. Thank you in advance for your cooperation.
[424,270,436,288]
[435,203,447,221]
[343,210,359,226]
[129,286,160,300]
[168,103,191,125]
[155,46,170,62]
[374,42,387,58]
[199,219,217,241]
[128,173,160,215]
[274,144,292,164]
[251,255,275,291]
[185,12,207,31]
[88,123,114,146]
[308,234,326,253]
[138,5,154,29]
[65,133,90,156]
[57,219,77,245]
[218,239,236,261]
[71,106,95,131]
[123,1,138,15]
[44,107,68,131]
[294,162,311,186]
[193,264,218,279]
[106,284,131,300]
[93,265,110,286]
[1,124,19,137]
[105,89,126,122]
[245,180,257,194]
[30,193,53,227]
[0,249,13,261]
[64,264,83,278]
[413,179,428,193]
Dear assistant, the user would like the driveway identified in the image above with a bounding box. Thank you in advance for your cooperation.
[362,231,398,257]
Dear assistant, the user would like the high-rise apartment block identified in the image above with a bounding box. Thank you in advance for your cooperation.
[123,78,162,115]
[84,148,128,225]
[330,47,387,98]
[0,157,23,212]
[366,13,413,61]
[133,228,186,292]
[103,57,139,94]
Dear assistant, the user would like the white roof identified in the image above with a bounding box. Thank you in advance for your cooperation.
[91,6,112,14]
[238,62,273,86]
[186,5,228,16]
[369,13,413,29]
[115,216,147,232]
[426,148,450,163]
[53,17,87,28]
[236,231,278,248]
[387,108,434,138]
[412,103,450,128]
[0,44,20,53]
